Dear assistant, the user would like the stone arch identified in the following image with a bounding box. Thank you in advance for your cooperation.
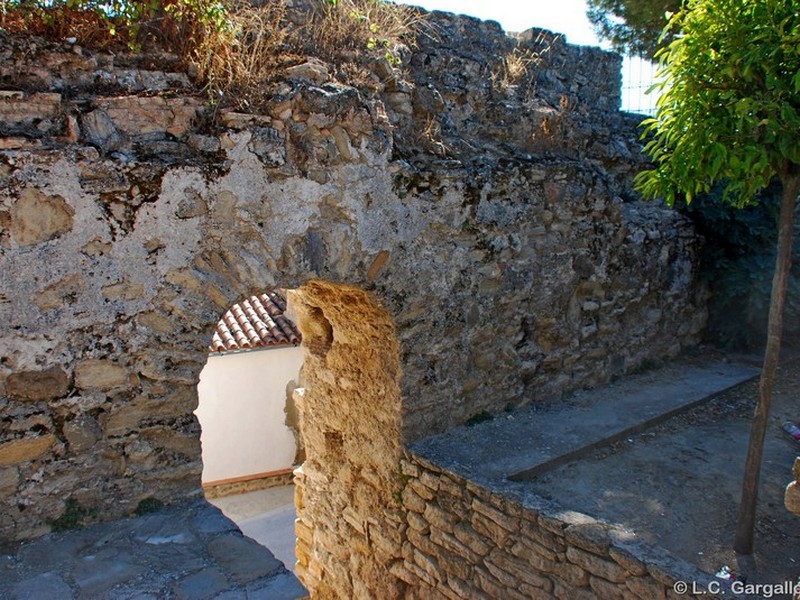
[290,280,405,597]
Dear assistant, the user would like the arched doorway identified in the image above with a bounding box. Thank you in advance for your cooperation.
[192,280,408,596]
[195,289,304,572]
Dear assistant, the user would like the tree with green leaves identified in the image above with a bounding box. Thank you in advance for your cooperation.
[635,0,800,554]
[586,0,681,58]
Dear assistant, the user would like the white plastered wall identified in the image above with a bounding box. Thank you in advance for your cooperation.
[195,345,303,483]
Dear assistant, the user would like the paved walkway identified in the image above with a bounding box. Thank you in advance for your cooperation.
[207,486,297,575]
[412,353,760,483]
[0,499,306,599]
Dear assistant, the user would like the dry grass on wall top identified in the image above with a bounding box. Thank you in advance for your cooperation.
[0,0,430,111]
[196,0,431,110]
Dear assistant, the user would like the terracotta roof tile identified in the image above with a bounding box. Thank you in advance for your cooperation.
[209,290,302,353]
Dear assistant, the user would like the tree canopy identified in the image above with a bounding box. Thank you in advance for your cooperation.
[636,0,800,206]
[634,0,800,554]
[586,0,681,58]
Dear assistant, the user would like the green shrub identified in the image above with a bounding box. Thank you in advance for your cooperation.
[48,498,96,531]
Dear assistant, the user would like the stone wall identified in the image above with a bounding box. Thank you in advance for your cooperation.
[397,453,734,599]
[1,5,707,596]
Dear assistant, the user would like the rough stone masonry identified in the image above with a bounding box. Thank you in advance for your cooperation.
[0,6,707,597]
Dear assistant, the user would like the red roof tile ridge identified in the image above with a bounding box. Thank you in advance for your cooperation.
[208,290,302,353]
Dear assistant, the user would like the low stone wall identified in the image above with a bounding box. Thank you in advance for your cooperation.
[396,454,735,599]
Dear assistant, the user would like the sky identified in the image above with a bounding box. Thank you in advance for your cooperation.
[409,0,605,48]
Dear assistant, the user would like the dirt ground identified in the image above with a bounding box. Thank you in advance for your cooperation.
[527,347,800,591]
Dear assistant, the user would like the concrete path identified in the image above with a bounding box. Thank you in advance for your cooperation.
[0,499,307,599]
[207,486,297,575]
[412,353,760,483]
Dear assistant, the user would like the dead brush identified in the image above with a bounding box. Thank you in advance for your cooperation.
[192,0,293,107]
[194,0,430,110]
[418,115,449,156]
[299,0,428,65]
[492,31,553,97]
[492,47,542,91]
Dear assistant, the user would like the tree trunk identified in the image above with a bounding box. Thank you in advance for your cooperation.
[733,165,799,554]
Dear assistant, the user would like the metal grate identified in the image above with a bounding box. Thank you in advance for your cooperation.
[620,55,660,116]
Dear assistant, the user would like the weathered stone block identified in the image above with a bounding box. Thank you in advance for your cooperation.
[489,549,552,589]
[399,459,419,478]
[295,518,313,546]
[437,474,465,498]
[590,575,625,599]
[81,109,121,151]
[0,92,61,126]
[135,311,175,333]
[418,469,441,493]
[436,490,470,520]
[139,427,200,458]
[424,503,457,533]
[552,560,590,587]
[452,522,490,557]
[521,522,568,553]
[471,498,518,532]
[430,527,476,562]
[432,544,471,581]
[566,547,629,583]
[105,386,196,439]
[403,551,439,590]
[10,188,74,246]
[625,576,667,600]
[519,581,557,600]
[35,274,85,311]
[785,480,800,514]
[553,580,596,600]
[407,528,440,558]
[411,550,441,586]
[6,365,70,401]
[95,96,198,138]
[0,467,20,495]
[509,539,557,571]
[406,510,430,534]
[484,559,521,588]
[471,511,511,548]
[408,478,435,501]
[444,573,487,599]
[102,281,146,301]
[474,566,525,599]
[401,485,427,514]
[565,522,612,555]
[63,416,101,453]
[537,513,568,536]
[0,435,56,466]
[388,560,416,585]
[75,359,129,390]
[609,546,648,577]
